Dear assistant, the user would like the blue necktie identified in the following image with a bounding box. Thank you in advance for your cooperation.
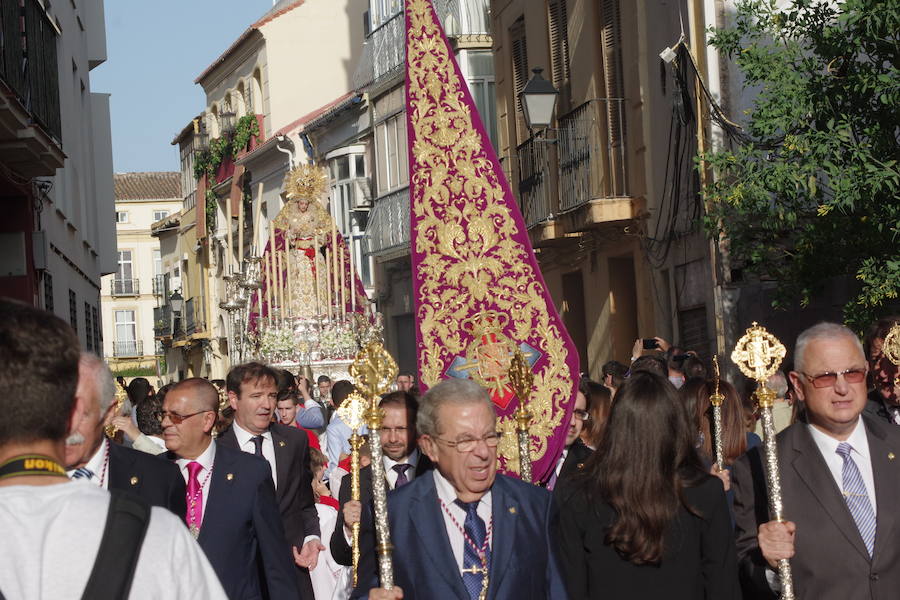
[392,463,411,488]
[71,467,94,481]
[836,442,876,556]
[251,435,265,457]
[454,499,490,600]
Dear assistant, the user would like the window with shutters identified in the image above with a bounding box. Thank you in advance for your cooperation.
[69,290,77,333]
[84,302,93,352]
[43,272,53,312]
[509,16,529,142]
[600,0,625,143]
[548,0,571,107]
[92,306,100,355]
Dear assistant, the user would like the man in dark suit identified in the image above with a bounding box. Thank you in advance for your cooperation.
[733,322,900,599]
[163,378,299,599]
[331,391,434,566]
[357,379,567,600]
[65,353,185,516]
[544,384,591,490]
[219,362,322,599]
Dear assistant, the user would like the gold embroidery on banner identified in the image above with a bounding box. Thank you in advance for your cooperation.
[406,0,571,473]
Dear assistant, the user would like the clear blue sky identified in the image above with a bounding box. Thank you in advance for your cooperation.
[90,1,274,174]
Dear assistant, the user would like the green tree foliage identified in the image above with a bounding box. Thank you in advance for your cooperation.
[703,0,899,330]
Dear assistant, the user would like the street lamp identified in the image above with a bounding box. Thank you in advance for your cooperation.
[170,290,184,314]
[519,68,559,131]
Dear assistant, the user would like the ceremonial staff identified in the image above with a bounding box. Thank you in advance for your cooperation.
[104,384,128,439]
[732,322,792,599]
[350,342,398,589]
[709,356,725,471]
[508,349,534,482]
[336,389,368,586]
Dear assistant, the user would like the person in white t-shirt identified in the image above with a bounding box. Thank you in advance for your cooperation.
[0,299,226,600]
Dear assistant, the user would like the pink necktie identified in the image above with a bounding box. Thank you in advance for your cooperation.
[186,461,204,532]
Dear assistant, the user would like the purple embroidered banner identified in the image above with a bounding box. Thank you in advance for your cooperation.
[405,0,579,482]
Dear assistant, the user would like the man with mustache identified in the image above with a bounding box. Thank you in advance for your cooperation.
[356,379,567,600]
[219,362,322,599]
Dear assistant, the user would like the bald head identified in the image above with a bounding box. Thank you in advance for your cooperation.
[169,378,219,413]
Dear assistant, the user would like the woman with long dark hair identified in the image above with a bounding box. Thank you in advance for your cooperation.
[556,372,739,599]
[579,380,612,449]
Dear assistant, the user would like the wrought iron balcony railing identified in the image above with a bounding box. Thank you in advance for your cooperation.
[185,297,205,335]
[516,137,553,228]
[365,187,410,256]
[152,274,169,297]
[113,340,143,358]
[111,278,140,296]
[557,98,628,211]
[154,305,172,338]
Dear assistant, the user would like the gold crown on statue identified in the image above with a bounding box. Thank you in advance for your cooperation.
[283,164,328,200]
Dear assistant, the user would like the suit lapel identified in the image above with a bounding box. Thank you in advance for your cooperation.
[198,444,235,546]
[488,477,516,594]
[409,476,469,598]
[217,427,238,450]
[790,425,871,560]
[106,442,132,489]
[864,418,899,558]
[269,425,290,497]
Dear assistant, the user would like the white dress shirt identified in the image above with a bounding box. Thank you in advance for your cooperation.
[807,418,877,514]
[433,469,492,573]
[67,438,110,489]
[175,438,216,524]
[231,420,278,490]
[384,448,420,489]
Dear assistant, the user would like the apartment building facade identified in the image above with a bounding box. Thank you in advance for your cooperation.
[101,173,181,373]
[489,0,723,375]
[0,0,115,352]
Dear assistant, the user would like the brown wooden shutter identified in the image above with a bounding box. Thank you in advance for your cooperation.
[548,0,571,107]
[600,0,626,193]
[510,16,529,142]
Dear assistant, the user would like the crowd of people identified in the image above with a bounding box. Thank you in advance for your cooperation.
[1,295,899,599]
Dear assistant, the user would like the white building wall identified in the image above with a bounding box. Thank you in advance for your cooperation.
[36,0,114,354]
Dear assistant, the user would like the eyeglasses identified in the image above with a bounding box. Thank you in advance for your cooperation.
[156,409,212,425]
[433,431,502,453]
[802,368,867,389]
[381,426,409,435]
[573,409,590,421]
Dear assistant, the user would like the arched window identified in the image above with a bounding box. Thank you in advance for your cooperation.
[235,83,247,116]
[251,69,263,114]
[209,104,220,138]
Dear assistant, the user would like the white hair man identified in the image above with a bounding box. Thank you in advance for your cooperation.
[732,322,900,599]
[358,378,567,600]
[65,353,186,514]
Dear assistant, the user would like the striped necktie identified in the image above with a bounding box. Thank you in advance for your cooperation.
[836,442,876,556]
[71,467,94,481]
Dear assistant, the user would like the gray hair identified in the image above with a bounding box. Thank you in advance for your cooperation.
[417,378,495,437]
[80,353,117,415]
[794,322,864,373]
[766,371,789,398]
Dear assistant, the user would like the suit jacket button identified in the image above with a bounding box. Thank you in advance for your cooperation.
[870,573,879,581]
[130,476,138,485]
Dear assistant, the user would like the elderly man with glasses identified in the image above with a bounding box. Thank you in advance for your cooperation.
[162,378,299,600]
[732,322,900,600]
[357,378,567,600]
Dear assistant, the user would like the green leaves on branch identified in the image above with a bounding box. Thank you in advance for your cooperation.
[703,0,900,331]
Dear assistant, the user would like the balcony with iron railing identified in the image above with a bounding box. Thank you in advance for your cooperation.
[0,0,64,177]
[152,274,169,298]
[154,305,172,339]
[353,0,491,91]
[184,297,205,335]
[111,278,140,297]
[557,98,629,211]
[515,98,634,238]
[113,340,143,358]
[365,187,410,257]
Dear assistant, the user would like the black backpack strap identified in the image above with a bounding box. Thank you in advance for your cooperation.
[81,490,152,600]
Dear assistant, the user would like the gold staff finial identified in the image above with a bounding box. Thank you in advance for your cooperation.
[882,322,900,387]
